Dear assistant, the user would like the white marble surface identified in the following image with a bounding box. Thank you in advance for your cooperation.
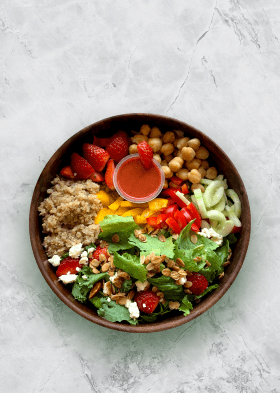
[1,0,280,391]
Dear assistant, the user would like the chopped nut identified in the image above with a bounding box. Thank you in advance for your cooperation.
[156,292,164,298]
[118,271,130,280]
[88,281,102,299]
[91,267,100,274]
[103,281,113,296]
[205,260,211,267]
[108,270,116,276]
[152,286,158,292]
[100,240,109,248]
[99,253,107,263]
[127,290,135,300]
[138,234,147,242]
[147,271,156,278]
[146,262,155,271]
[170,271,180,281]
[140,255,146,265]
[112,234,120,243]
[118,297,128,306]
[134,229,142,238]
[218,272,225,280]
[176,258,185,267]
[172,265,180,272]
[89,258,100,268]
[193,256,202,262]
[191,235,197,244]
[158,234,166,242]
[184,281,193,288]
[162,268,171,277]
[113,279,123,289]
[223,261,231,267]
[160,298,166,304]
[169,301,180,310]
[184,289,193,295]
[101,262,110,272]
[167,259,175,269]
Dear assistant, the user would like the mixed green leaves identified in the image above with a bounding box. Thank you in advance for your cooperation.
[97,298,138,325]
[72,267,108,303]
[113,252,147,282]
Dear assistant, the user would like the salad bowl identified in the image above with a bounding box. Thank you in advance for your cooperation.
[29,113,251,333]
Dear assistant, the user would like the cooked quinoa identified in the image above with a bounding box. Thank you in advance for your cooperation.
[38,176,102,257]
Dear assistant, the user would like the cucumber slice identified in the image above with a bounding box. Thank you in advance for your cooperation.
[215,220,235,237]
[193,188,208,219]
[226,189,241,218]
[207,209,227,223]
[203,180,224,208]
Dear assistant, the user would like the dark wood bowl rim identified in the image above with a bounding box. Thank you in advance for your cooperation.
[29,113,251,333]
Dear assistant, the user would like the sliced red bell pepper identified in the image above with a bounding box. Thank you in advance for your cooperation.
[231,225,241,233]
[161,188,180,197]
[181,207,200,232]
[147,216,160,229]
[161,204,178,218]
[170,176,183,186]
[165,217,181,234]
[156,214,167,229]
[181,183,189,194]
[174,210,187,229]
[161,189,188,209]
[166,198,176,206]
[187,202,202,229]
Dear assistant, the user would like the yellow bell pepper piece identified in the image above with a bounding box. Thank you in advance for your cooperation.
[141,208,155,219]
[95,208,110,224]
[108,196,123,211]
[122,208,144,217]
[134,215,148,224]
[120,201,149,208]
[114,207,130,215]
[148,198,168,211]
[96,190,111,207]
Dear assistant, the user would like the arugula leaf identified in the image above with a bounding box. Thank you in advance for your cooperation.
[128,233,175,258]
[178,295,193,316]
[113,252,147,282]
[71,267,108,303]
[147,276,185,301]
[97,298,138,325]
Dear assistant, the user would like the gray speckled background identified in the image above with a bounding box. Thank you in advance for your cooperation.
[1,1,280,392]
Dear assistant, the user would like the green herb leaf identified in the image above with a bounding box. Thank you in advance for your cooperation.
[97,298,138,325]
[113,252,147,282]
[99,215,139,240]
[195,284,219,299]
[71,267,108,303]
[128,233,175,259]
[147,276,185,301]
[178,295,193,316]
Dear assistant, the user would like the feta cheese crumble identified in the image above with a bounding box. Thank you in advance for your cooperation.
[128,302,140,320]
[198,227,223,246]
[69,243,83,258]
[58,274,78,284]
[135,280,149,292]
[48,255,61,267]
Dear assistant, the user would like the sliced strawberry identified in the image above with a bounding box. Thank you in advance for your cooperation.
[82,143,110,172]
[70,152,95,180]
[134,290,160,314]
[105,159,115,190]
[56,257,81,277]
[93,135,112,147]
[89,171,105,182]
[187,272,208,296]
[137,140,153,170]
[106,131,129,162]
[91,246,110,261]
[60,166,76,179]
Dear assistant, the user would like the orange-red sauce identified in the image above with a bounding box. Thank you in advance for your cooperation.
[116,157,162,199]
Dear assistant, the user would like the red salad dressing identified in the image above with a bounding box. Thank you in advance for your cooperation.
[115,156,163,200]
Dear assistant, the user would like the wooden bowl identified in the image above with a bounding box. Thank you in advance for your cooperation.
[29,113,251,333]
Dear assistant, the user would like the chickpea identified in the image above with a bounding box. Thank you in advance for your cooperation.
[188,138,201,151]
[129,144,138,154]
[200,160,210,170]
[165,154,174,163]
[176,168,189,181]
[176,137,190,150]
[188,169,202,184]
[161,143,175,156]
[163,179,169,189]
[181,147,196,162]
[169,157,183,173]
[206,167,218,179]
[153,154,161,164]
[149,127,162,138]
[186,158,201,170]
[161,160,168,167]
[173,139,179,148]
[191,183,205,193]
[163,131,175,144]
[131,134,148,144]
[162,166,173,179]
[198,166,207,178]
[148,137,162,152]
[195,146,209,160]
[173,129,184,138]
[140,124,151,136]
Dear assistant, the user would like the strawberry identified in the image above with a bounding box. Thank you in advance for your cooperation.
[56,257,81,277]
[70,152,95,180]
[134,290,160,314]
[90,171,105,182]
[82,143,110,172]
[187,272,208,296]
[105,159,115,190]
[93,135,112,147]
[91,246,110,261]
[106,131,129,162]
[60,166,76,179]
[137,140,153,170]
